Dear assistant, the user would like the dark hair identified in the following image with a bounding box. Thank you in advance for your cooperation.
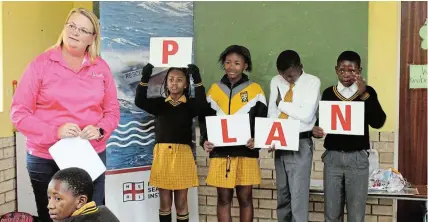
[337,51,361,67]
[160,67,190,98]
[276,50,302,72]
[218,45,252,72]
[51,167,93,201]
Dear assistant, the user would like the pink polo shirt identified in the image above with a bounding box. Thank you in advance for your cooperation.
[10,46,120,159]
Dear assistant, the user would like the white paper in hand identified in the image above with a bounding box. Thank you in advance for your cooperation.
[49,137,106,181]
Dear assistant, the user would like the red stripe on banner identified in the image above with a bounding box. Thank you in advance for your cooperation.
[105,166,152,175]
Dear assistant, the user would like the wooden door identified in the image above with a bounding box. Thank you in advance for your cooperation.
[398,2,427,221]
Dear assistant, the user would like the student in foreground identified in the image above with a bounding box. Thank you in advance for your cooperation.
[312,51,386,222]
[199,45,268,222]
[47,167,120,222]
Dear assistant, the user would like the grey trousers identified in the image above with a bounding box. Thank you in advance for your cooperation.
[275,138,313,222]
[322,150,370,222]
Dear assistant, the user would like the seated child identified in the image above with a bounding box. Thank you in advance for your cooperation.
[47,167,120,222]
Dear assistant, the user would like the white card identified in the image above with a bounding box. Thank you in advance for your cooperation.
[49,137,106,181]
[205,114,251,146]
[254,117,300,151]
[319,101,365,135]
[149,37,193,67]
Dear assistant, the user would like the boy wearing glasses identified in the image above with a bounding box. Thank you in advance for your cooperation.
[312,51,386,222]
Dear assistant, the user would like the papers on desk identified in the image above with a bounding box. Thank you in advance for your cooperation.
[49,137,106,181]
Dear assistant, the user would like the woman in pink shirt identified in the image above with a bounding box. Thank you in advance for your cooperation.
[10,8,119,221]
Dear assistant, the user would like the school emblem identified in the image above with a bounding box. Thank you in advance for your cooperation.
[240,91,248,103]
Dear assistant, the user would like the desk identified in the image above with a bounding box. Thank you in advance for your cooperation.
[309,186,427,201]
[413,185,428,200]
[309,179,427,202]
[309,185,428,221]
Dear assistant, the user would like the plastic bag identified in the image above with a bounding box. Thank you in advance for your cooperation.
[369,168,410,192]
[368,148,379,176]
[369,168,392,190]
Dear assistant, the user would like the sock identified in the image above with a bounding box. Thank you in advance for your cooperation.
[177,213,189,222]
[159,210,171,222]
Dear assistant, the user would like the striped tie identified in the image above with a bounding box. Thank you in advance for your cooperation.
[278,84,295,119]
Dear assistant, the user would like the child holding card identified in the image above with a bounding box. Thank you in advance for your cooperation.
[312,51,386,222]
[199,45,268,222]
[135,63,206,222]
[268,50,321,222]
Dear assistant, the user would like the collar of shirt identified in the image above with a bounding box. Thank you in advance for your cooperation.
[220,73,249,88]
[280,71,308,89]
[337,81,358,96]
[165,95,187,103]
[294,71,305,86]
[49,46,94,69]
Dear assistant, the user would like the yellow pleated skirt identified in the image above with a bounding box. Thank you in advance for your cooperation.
[206,157,261,189]
[149,143,198,190]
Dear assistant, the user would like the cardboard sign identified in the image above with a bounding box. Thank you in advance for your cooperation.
[149,37,193,67]
[254,118,300,151]
[205,114,251,146]
[319,101,365,135]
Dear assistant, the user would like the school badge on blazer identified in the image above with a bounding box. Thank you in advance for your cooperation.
[240,91,249,103]
[123,182,145,202]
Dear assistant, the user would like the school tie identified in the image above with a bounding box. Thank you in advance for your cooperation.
[278,83,295,119]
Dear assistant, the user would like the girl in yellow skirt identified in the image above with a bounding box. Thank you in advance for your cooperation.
[135,63,206,222]
[198,45,268,221]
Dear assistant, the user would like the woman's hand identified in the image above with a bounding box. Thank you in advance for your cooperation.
[80,125,102,140]
[58,123,81,139]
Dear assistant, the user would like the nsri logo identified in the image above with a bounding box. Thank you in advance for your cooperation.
[123,182,144,202]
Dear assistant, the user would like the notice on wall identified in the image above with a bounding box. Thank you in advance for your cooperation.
[409,64,428,89]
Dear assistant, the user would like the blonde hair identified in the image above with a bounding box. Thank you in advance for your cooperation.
[50,8,101,62]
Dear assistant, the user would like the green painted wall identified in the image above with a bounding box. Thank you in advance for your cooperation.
[194,1,368,96]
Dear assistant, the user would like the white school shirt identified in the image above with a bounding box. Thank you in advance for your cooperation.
[267,72,321,132]
[336,81,358,99]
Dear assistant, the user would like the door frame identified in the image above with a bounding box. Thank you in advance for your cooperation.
[393,2,401,222]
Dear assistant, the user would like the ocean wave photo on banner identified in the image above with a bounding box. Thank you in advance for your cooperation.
[100,1,195,170]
